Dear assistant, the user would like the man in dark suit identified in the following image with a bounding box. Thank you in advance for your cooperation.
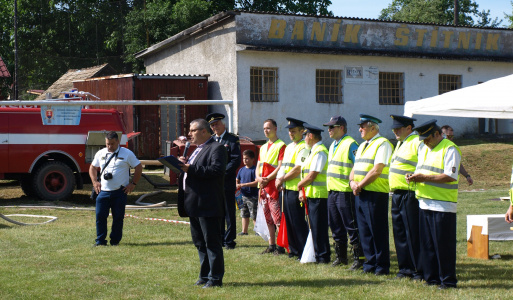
[206,113,242,250]
[178,118,228,288]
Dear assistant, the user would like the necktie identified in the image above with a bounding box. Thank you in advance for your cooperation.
[215,136,220,143]
[362,142,369,151]
[187,147,201,164]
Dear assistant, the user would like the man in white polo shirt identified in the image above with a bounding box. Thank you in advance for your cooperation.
[90,131,142,246]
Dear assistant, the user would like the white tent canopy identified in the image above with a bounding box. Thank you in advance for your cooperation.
[404,74,513,119]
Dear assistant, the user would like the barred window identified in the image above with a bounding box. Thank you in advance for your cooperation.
[250,67,279,102]
[379,72,404,105]
[439,74,462,94]
[316,69,343,103]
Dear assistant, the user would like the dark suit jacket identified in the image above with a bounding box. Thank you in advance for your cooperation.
[216,132,241,178]
[178,138,227,218]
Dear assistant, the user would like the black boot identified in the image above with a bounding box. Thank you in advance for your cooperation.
[349,243,365,271]
[332,242,348,267]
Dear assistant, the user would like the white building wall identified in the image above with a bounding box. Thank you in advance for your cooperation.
[236,50,513,143]
[143,20,239,132]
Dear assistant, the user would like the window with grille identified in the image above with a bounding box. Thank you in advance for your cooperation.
[316,69,343,103]
[250,67,279,102]
[379,72,404,105]
[439,74,462,94]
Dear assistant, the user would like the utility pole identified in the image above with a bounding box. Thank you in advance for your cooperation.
[14,0,19,100]
[454,0,459,25]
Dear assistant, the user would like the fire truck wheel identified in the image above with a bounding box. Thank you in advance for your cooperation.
[20,178,37,197]
[33,161,76,201]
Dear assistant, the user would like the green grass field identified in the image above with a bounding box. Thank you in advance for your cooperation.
[1,140,513,299]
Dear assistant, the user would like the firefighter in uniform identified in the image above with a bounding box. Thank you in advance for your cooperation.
[323,116,364,270]
[275,117,309,259]
[505,165,513,223]
[407,120,461,289]
[389,115,422,279]
[349,114,393,275]
[298,123,331,263]
[206,113,242,250]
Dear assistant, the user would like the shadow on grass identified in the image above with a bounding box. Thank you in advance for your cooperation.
[229,278,380,288]
[0,223,13,229]
[124,240,191,247]
[459,257,513,284]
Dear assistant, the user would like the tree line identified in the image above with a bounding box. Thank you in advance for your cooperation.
[0,0,510,100]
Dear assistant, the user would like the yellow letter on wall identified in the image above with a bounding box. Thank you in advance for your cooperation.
[394,26,410,46]
[344,24,361,43]
[268,19,287,39]
[291,21,305,40]
[311,22,327,41]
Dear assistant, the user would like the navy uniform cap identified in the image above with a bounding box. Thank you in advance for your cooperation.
[413,119,438,140]
[323,116,347,127]
[206,113,225,124]
[285,117,306,128]
[303,123,324,134]
[390,114,416,129]
[357,114,382,125]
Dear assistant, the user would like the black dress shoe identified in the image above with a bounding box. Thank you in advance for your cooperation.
[375,271,389,276]
[225,244,235,250]
[202,281,222,288]
[194,279,207,286]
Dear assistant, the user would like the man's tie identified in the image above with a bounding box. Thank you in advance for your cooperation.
[362,142,369,151]
[215,136,220,143]
[187,148,201,164]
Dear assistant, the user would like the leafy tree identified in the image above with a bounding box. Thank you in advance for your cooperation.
[379,0,501,27]
[235,0,332,15]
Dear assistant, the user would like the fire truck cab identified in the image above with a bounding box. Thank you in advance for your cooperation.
[0,107,134,201]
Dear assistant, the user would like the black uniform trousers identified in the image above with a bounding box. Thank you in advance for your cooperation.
[223,175,237,247]
[190,216,225,284]
[356,190,390,274]
[327,191,361,248]
[391,189,422,278]
[419,208,457,287]
[307,198,331,263]
[283,189,309,257]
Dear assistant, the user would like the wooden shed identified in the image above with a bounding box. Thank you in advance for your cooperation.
[73,74,209,159]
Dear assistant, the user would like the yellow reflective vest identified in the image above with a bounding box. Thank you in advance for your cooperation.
[327,136,358,192]
[301,143,328,198]
[389,134,421,192]
[282,140,306,191]
[509,166,513,205]
[258,139,285,173]
[353,136,393,193]
[415,139,461,203]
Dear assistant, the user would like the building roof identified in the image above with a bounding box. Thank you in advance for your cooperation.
[136,10,513,63]
[73,73,210,83]
[0,56,11,78]
[35,64,116,100]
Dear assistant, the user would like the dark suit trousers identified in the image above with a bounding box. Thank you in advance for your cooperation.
[283,189,308,257]
[223,175,237,247]
[391,189,421,278]
[190,216,225,284]
[327,191,361,248]
[419,209,457,287]
[307,198,331,263]
[356,190,390,274]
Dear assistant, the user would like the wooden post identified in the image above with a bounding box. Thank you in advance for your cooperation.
[467,225,489,259]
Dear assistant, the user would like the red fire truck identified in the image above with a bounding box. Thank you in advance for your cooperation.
[0,107,136,201]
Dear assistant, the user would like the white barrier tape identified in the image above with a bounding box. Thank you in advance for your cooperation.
[123,213,190,225]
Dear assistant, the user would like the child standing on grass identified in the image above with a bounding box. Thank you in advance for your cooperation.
[236,149,259,235]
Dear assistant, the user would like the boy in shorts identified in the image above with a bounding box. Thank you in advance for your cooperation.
[236,150,259,235]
